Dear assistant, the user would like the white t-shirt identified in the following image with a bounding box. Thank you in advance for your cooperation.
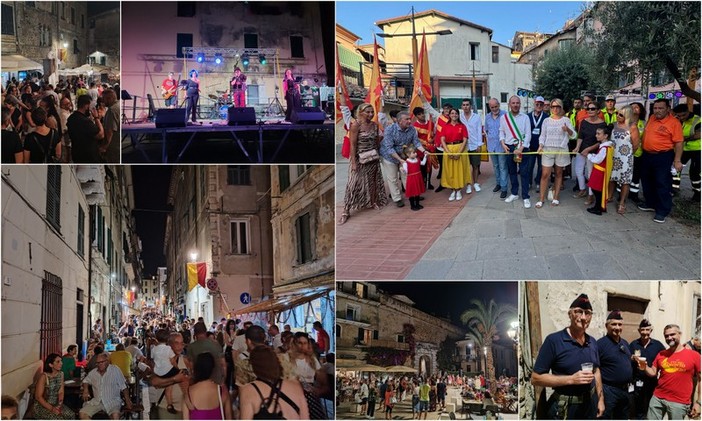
[152,343,175,376]
[293,356,321,384]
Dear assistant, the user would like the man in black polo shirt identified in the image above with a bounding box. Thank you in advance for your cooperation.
[628,319,666,419]
[531,293,605,419]
[597,310,632,419]
[67,94,104,163]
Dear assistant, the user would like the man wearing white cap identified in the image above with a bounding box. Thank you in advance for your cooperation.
[527,96,549,193]
[601,95,618,125]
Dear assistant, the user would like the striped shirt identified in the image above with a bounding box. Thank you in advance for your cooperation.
[83,364,127,411]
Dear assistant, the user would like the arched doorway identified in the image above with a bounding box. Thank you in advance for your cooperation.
[419,355,432,377]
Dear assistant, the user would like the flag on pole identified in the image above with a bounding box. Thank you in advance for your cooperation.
[187,262,207,291]
[336,44,354,159]
[364,36,383,122]
[408,33,432,113]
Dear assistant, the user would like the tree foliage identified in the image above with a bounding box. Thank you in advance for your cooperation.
[436,336,457,372]
[591,1,701,101]
[460,299,517,395]
[364,346,410,367]
[534,44,604,110]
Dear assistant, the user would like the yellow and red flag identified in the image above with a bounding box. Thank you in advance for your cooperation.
[408,33,432,113]
[336,44,354,158]
[364,36,383,122]
[187,262,207,291]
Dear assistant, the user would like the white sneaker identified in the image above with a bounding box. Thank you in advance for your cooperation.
[449,191,456,201]
[466,184,472,194]
[505,194,518,203]
[524,199,531,208]
[456,191,463,201]
[474,183,481,192]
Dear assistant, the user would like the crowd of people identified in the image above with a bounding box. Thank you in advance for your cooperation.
[338,372,517,419]
[1,74,121,164]
[2,312,334,420]
[339,91,700,225]
[531,293,701,420]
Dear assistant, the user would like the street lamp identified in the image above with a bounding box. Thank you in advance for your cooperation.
[483,346,488,376]
[189,251,198,262]
[507,320,518,342]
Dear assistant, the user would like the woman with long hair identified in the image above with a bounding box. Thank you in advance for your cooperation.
[439,108,471,201]
[609,105,639,213]
[182,352,232,420]
[572,101,606,205]
[222,319,237,390]
[339,103,387,224]
[283,69,301,122]
[32,353,75,419]
[239,345,310,420]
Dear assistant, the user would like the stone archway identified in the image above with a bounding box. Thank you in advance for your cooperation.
[415,342,439,378]
[419,355,432,377]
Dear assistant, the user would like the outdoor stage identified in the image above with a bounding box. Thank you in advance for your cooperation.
[121,117,334,163]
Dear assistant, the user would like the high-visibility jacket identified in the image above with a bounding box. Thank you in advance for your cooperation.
[601,108,617,125]
[682,115,701,152]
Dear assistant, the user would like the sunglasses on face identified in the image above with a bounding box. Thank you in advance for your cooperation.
[587,108,598,111]
[550,105,561,108]
[617,113,625,117]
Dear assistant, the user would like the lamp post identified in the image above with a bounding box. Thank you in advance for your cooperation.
[189,251,199,319]
[483,346,488,378]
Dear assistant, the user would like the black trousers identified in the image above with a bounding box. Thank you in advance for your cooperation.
[186,94,199,122]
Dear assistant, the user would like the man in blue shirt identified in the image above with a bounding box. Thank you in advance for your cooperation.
[628,319,666,419]
[485,98,508,198]
[379,111,425,207]
[527,96,550,193]
[531,293,605,419]
[597,310,632,419]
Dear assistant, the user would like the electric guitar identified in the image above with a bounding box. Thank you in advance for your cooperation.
[162,73,181,99]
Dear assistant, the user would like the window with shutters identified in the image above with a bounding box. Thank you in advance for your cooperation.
[230,220,249,254]
[107,228,113,267]
[226,166,250,185]
[40,272,62,361]
[97,208,104,254]
[279,166,290,191]
[290,36,304,58]
[1,4,14,35]
[46,166,62,231]
[492,46,499,63]
[176,33,193,58]
[77,205,84,257]
[295,212,313,264]
[470,43,480,61]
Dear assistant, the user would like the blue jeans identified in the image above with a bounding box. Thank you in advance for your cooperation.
[492,154,508,191]
[602,384,630,420]
[641,150,674,218]
[165,95,177,108]
[520,152,534,199]
[505,144,521,196]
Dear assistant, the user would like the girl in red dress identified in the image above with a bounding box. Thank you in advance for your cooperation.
[402,144,428,211]
[586,125,614,215]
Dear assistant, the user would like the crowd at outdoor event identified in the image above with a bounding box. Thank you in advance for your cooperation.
[1,74,121,164]
[338,372,517,419]
[339,90,700,225]
[1,312,334,420]
[531,293,701,420]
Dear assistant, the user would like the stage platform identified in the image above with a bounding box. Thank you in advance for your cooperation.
[121,118,334,163]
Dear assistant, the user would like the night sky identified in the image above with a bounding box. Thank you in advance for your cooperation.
[131,166,173,279]
[87,2,119,17]
[372,281,518,337]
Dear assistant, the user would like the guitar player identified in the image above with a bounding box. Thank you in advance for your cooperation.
[161,72,178,108]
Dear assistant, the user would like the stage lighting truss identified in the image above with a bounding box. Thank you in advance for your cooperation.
[241,53,250,67]
[214,53,223,65]
[258,54,267,65]
[196,52,205,63]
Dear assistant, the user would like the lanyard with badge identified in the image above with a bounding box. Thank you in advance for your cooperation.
[531,112,544,136]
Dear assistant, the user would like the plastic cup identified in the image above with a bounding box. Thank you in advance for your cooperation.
[638,357,647,370]
[581,362,593,373]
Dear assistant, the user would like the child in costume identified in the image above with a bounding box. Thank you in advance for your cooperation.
[402,144,428,211]
[586,126,614,215]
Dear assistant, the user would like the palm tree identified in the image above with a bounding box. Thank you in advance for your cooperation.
[461,299,517,396]
[465,324,485,372]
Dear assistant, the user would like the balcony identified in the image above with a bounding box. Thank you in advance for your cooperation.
[336,337,410,350]
[336,311,371,325]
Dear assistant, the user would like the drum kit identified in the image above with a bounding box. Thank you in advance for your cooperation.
[204,90,232,119]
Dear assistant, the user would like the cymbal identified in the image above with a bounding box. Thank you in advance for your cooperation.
[208,94,218,100]
[216,90,227,94]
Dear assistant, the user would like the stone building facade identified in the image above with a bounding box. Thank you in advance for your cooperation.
[1,165,141,400]
[87,7,120,68]
[164,165,273,325]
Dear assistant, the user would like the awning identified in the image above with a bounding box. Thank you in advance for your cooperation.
[337,44,364,72]
[233,285,332,316]
[2,54,43,72]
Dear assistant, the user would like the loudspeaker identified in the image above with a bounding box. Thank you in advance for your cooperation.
[227,107,257,126]
[155,108,186,128]
[291,107,326,124]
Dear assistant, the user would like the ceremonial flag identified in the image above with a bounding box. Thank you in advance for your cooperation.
[336,44,354,158]
[408,33,432,113]
[364,36,383,122]
[187,262,207,291]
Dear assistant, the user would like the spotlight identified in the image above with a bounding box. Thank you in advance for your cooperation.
[214,53,223,65]
[242,53,250,67]
[258,54,267,65]
[196,53,205,63]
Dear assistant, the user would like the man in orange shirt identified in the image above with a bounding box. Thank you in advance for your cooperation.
[637,99,684,223]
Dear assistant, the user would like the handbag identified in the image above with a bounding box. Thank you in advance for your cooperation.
[358,149,379,164]
[341,135,351,159]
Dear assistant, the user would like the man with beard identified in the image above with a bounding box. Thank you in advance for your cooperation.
[67,94,104,163]
[596,311,632,419]
[629,319,666,419]
[531,293,605,419]
[636,324,701,419]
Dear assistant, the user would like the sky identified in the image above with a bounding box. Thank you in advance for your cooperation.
[132,166,173,279]
[372,281,518,335]
[336,1,587,48]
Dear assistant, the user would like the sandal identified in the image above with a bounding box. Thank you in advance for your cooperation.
[338,213,350,225]
[551,199,560,206]
[535,201,543,209]
[617,203,626,214]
